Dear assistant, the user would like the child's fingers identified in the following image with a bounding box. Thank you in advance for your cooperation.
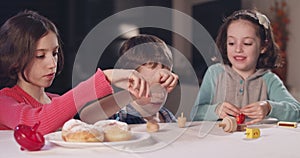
[138,80,145,98]
[138,79,150,98]
[226,104,241,115]
[240,106,257,114]
[161,73,177,86]
[128,72,138,89]
[159,72,169,82]
[168,74,178,86]
[128,87,139,99]
[243,112,256,118]
[160,75,173,87]
[225,108,239,117]
[128,72,148,98]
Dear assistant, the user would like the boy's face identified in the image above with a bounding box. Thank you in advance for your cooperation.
[137,63,168,84]
[133,63,168,117]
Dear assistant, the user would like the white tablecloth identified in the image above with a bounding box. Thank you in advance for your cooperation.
[1,121,300,158]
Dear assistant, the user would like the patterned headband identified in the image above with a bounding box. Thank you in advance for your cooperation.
[233,10,270,30]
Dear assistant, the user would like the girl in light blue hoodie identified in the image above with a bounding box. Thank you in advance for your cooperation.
[191,9,300,125]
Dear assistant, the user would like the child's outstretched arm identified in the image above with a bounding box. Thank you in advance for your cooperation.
[104,69,150,98]
[79,69,152,124]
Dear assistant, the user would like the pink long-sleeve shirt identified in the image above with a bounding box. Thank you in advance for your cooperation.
[0,69,113,135]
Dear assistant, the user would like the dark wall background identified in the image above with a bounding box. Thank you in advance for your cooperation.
[192,0,241,83]
[0,0,172,94]
[0,0,240,97]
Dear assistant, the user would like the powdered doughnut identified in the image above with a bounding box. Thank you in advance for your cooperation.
[103,126,132,142]
[61,119,104,142]
[94,120,131,142]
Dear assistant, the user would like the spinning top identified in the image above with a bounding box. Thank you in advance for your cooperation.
[14,122,45,151]
[177,112,187,128]
[146,119,160,132]
[219,116,247,132]
[219,116,237,132]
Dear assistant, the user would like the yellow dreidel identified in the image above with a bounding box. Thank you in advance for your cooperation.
[245,128,260,139]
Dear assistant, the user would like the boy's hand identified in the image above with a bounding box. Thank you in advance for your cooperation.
[104,69,150,98]
[152,69,178,93]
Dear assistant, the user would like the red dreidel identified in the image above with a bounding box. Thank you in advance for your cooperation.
[236,113,245,124]
[236,114,247,131]
[14,122,45,151]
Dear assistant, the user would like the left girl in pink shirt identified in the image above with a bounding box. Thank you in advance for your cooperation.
[0,10,150,135]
